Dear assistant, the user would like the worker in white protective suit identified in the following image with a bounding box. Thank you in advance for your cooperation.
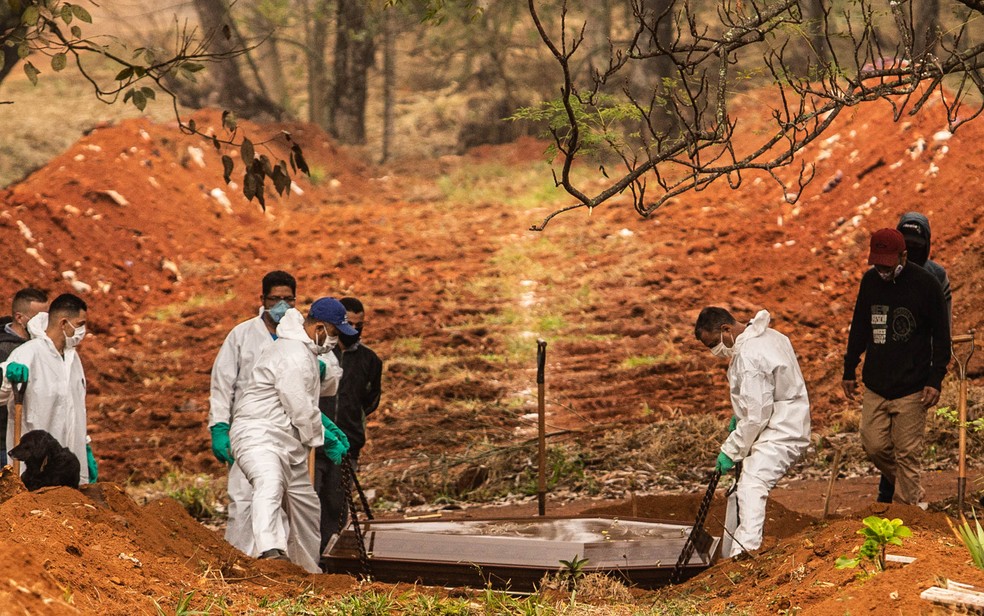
[694,307,811,558]
[1,293,97,483]
[230,297,354,572]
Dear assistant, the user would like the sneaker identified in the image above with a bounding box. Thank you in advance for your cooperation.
[259,548,289,561]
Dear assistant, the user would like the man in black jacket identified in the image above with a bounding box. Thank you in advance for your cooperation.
[315,296,383,557]
[0,287,48,466]
[842,228,950,505]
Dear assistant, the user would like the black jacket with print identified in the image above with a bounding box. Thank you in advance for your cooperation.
[843,262,950,399]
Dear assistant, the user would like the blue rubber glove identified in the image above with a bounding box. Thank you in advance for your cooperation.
[209,423,235,464]
[715,452,735,474]
[728,416,737,432]
[86,443,98,483]
[5,362,29,384]
[318,359,327,381]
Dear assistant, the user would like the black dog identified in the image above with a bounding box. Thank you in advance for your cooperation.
[9,430,81,491]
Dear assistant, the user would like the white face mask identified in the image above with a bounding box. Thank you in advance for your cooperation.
[710,331,734,358]
[314,325,337,354]
[877,264,904,281]
[64,320,86,349]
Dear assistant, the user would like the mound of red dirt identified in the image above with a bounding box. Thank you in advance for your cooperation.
[0,467,354,614]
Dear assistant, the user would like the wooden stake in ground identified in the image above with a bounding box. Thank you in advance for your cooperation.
[537,339,547,517]
[821,447,843,520]
[951,331,976,516]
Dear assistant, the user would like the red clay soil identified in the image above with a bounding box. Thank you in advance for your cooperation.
[0,467,355,614]
[0,90,983,613]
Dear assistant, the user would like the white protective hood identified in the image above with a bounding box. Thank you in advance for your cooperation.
[721,309,811,461]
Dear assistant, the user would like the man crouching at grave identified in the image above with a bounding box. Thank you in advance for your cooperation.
[230,298,353,572]
[694,307,811,558]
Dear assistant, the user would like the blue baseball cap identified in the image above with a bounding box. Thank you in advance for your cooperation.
[309,297,358,336]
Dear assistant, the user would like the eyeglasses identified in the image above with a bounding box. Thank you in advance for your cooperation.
[264,295,296,303]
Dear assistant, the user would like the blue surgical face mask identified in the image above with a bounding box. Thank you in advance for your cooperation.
[267,300,290,323]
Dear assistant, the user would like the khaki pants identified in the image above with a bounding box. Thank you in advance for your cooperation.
[860,390,927,505]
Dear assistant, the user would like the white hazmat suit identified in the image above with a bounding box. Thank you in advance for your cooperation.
[1,313,90,483]
[210,309,277,556]
[718,310,811,558]
[229,308,330,573]
[211,308,340,558]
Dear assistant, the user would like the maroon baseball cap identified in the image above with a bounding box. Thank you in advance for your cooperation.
[868,228,906,266]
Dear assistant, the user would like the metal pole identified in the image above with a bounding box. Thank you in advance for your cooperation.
[537,339,547,517]
[951,331,975,516]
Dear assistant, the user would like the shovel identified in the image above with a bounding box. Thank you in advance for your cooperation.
[11,382,26,476]
[951,331,976,515]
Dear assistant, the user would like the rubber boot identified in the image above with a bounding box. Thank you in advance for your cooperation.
[877,474,895,503]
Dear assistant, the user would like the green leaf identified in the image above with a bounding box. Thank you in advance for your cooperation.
[243,172,257,201]
[0,53,5,73]
[834,556,859,569]
[221,155,234,184]
[290,143,309,175]
[131,89,147,111]
[71,4,92,23]
[17,43,29,60]
[240,138,254,165]
[23,61,39,85]
[221,110,237,132]
[181,62,205,73]
[60,4,73,24]
[187,118,197,133]
[50,53,67,71]
[21,5,39,25]
[140,86,155,100]
[70,25,81,38]
[115,66,134,81]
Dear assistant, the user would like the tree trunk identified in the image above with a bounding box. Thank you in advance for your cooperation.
[330,0,375,144]
[585,1,612,83]
[245,7,290,111]
[381,8,396,163]
[192,0,284,119]
[912,0,940,58]
[302,0,331,130]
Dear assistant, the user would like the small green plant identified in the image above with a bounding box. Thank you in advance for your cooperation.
[559,554,590,590]
[947,508,984,569]
[835,516,912,575]
[936,407,984,432]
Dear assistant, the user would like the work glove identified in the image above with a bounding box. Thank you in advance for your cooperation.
[715,452,735,474]
[727,416,738,432]
[5,362,29,384]
[209,423,235,464]
[86,443,98,483]
[319,359,327,381]
[322,418,350,465]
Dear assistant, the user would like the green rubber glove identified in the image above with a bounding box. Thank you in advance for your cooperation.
[209,423,235,464]
[86,443,98,483]
[5,362,29,384]
[715,452,735,474]
[321,413,350,451]
[728,416,737,432]
[322,420,350,465]
[318,359,327,380]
